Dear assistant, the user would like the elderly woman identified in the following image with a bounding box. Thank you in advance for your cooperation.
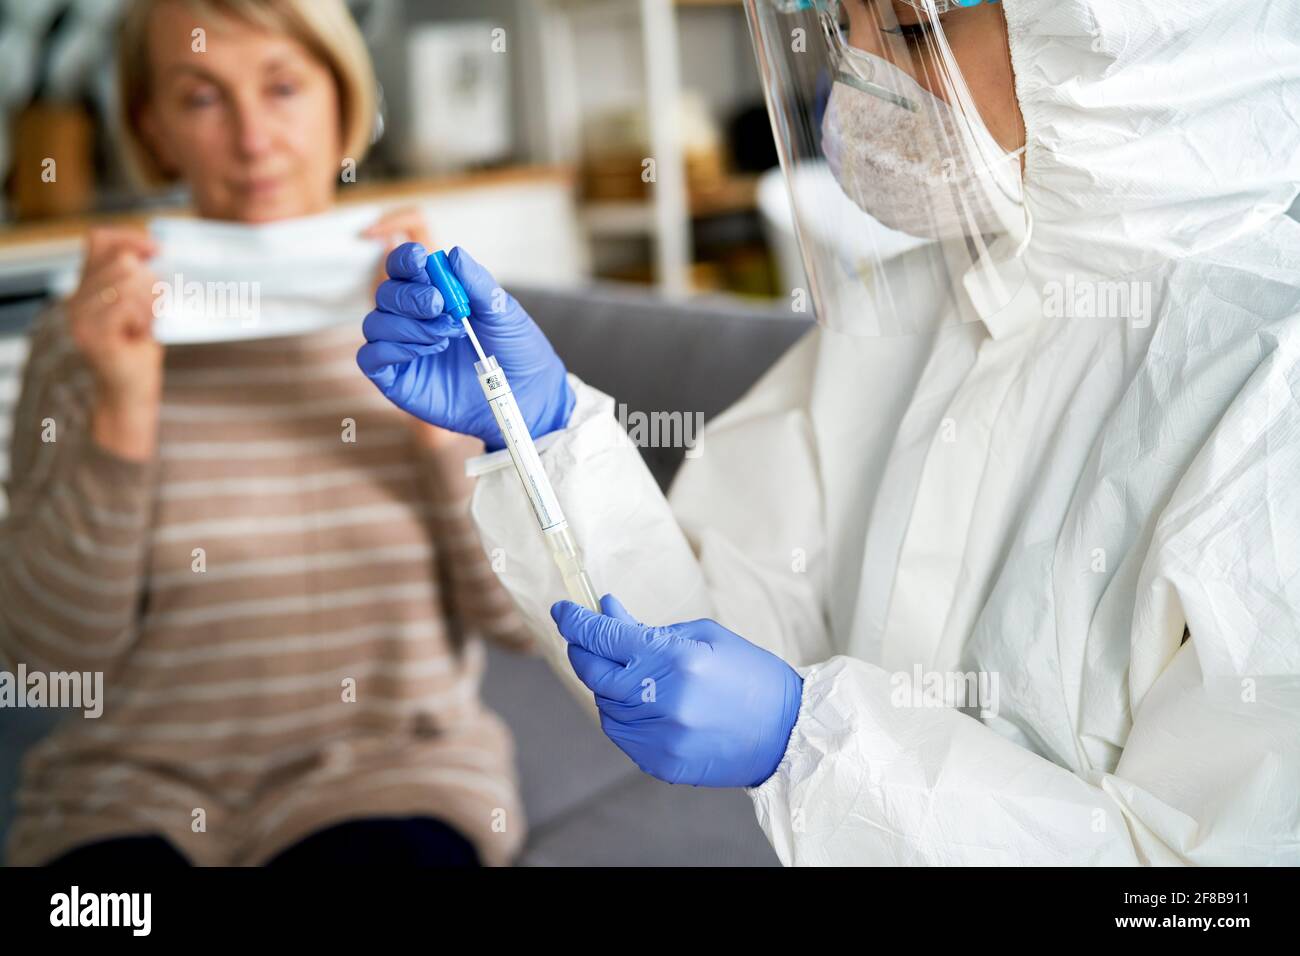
[1,0,531,867]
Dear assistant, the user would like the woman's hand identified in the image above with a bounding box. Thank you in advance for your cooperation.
[66,227,164,461]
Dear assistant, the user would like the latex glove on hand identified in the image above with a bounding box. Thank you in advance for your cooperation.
[552,595,804,788]
[357,244,575,450]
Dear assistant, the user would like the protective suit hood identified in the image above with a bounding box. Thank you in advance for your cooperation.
[1006,0,1300,280]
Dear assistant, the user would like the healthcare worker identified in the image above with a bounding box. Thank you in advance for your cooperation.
[359,0,1300,865]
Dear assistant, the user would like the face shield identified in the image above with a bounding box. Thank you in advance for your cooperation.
[744,0,1030,336]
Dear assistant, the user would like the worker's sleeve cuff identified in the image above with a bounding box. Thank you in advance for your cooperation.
[747,660,822,798]
[465,374,613,478]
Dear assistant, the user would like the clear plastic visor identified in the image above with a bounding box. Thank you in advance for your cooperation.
[745,0,1029,336]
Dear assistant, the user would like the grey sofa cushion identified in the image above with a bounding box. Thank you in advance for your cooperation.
[519,772,779,867]
[515,283,806,490]
[482,646,779,867]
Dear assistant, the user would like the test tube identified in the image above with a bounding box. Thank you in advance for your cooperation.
[472,355,600,612]
[424,249,600,612]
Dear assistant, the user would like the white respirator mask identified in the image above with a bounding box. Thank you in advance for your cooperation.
[821,43,1025,241]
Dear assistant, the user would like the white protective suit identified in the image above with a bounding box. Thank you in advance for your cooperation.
[470,0,1300,865]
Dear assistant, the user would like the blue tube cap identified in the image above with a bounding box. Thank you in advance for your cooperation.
[425,249,471,320]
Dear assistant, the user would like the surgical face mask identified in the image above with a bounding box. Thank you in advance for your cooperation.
[820,46,1024,242]
[147,205,384,345]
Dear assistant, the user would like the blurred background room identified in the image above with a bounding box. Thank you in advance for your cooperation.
[0,0,799,310]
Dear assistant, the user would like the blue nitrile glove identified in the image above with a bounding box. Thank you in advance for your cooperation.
[551,594,804,788]
[357,244,575,450]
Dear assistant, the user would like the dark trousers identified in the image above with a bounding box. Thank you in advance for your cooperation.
[46,816,481,867]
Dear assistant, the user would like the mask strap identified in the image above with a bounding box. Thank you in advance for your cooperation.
[833,70,921,112]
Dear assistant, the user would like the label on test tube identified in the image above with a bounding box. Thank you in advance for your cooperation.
[478,365,567,533]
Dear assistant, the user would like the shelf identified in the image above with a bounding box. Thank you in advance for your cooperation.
[580,200,658,237]
[542,0,692,294]
[690,173,760,218]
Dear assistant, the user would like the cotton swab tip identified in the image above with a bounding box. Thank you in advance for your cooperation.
[461,316,488,365]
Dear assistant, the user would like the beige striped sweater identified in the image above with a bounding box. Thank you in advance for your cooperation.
[0,307,534,866]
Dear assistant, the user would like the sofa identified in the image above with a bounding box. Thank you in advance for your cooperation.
[0,282,807,866]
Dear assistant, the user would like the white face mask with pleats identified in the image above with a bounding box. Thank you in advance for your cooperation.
[820,46,1025,242]
[147,205,384,345]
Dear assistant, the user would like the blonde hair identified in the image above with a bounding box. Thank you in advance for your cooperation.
[117,0,377,186]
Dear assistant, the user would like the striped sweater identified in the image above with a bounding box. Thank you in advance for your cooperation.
[0,307,533,866]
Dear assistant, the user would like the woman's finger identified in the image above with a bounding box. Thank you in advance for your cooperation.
[83,249,151,291]
[84,228,157,270]
[81,301,150,348]
[81,265,157,324]
[364,207,433,249]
